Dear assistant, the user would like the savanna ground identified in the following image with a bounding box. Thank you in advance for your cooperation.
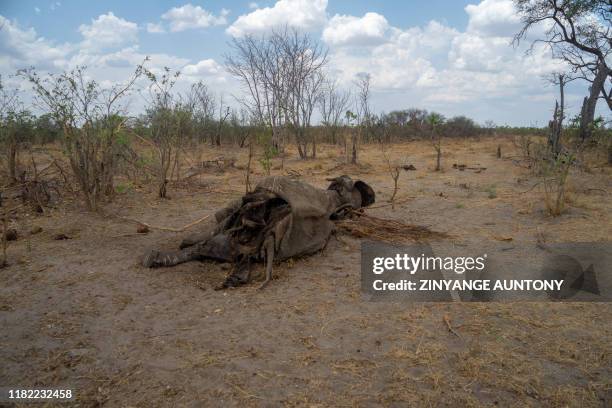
[0,136,611,407]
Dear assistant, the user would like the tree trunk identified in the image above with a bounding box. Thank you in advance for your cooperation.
[435,147,441,171]
[271,127,281,153]
[580,60,607,140]
[351,129,358,164]
[296,131,306,159]
[8,143,17,183]
[311,128,316,159]
[549,101,561,156]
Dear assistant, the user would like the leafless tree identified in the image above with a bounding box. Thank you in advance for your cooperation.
[230,108,252,147]
[226,33,285,150]
[190,81,216,144]
[226,28,327,158]
[319,79,350,145]
[513,0,611,139]
[277,30,327,158]
[348,73,372,164]
[215,94,231,146]
[547,73,567,156]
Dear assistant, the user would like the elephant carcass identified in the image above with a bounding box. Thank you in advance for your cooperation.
[143,175,375,288]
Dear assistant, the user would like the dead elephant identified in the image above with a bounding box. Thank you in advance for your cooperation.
[143,175,375,289]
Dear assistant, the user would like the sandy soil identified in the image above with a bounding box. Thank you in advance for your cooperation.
[1,137,611,407]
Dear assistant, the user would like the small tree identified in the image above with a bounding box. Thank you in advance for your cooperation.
[143,67,191,198]
[1,109,34,183]
[23,63,145,210]
[190,81,216,145]
[427,112,445,171]
[345,110,358,164]
[319,79,350,145]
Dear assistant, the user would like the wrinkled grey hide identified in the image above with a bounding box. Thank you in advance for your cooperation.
[143,175,375,288]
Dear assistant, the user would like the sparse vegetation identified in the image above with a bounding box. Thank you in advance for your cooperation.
[0,12,610,408]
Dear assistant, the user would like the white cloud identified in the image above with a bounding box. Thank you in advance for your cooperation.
[465,0,521,36]
[161,4,228,32]
[323,12,389,47]
[0,15,70,70]
[248,2,259,9]
[227,0,327,37]
[78,12,138,51]
[146,22,165,34]
[324,0,566,117]
[181,58,226,82]
[34,7,41,14]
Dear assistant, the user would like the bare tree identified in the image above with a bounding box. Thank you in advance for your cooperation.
[231,108,252,147]
[356,73,372,130]
[348,73,372,164]
[319,79,350,145]
[215,94,230,146]
[277,29,327,158]
[226,34,285,151]
[547,73,567,156]
[226,28,327,159]
[190,81,216,144]
[513,0,611,139]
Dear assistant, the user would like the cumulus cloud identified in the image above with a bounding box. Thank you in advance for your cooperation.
[161,4,228,32]
[323,12,389,47]
[227,0,327,37]
[323,0,566,117]
[181,58,226,82]
[0,15,70,70]
[78,12,138,51]
[146,22,165,34]
[465,0,521,36]
[0,12,228,101]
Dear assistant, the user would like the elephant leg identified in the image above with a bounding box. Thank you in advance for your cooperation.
[179,223,216,249]
[258,235,275,290]
[144,233,235,268]
[143,245,200,268]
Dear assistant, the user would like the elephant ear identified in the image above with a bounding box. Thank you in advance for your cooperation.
[326,175,352,193]
[354,180,375,207]
[327,176,376,209]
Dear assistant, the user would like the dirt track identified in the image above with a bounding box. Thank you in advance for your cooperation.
[1,138,611,406]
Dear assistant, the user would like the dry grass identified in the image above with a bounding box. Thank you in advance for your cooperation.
[336,211,449,243]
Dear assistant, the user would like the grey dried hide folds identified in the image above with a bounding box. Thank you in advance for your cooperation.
[143,175,375,288]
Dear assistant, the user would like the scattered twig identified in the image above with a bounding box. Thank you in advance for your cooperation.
[116,213,211,233]
[518,182,542,194]
[443,314,461,338]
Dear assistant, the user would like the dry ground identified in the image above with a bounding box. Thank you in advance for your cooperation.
[0,136,611,407]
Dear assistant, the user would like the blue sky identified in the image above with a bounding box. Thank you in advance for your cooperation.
[0,0,608,125]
